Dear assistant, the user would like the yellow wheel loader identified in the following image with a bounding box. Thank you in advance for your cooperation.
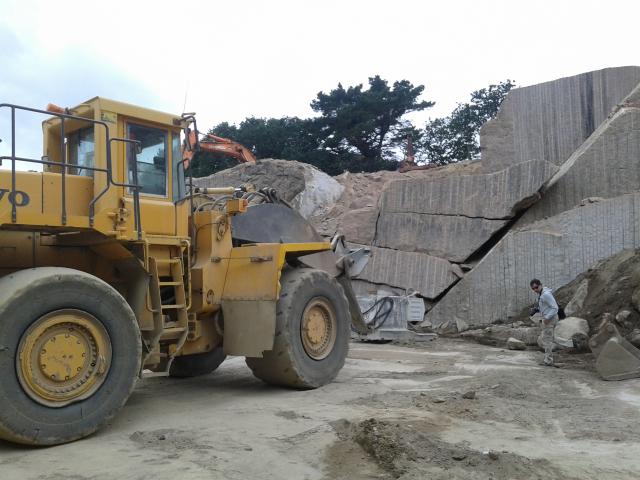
[0,98,370,446]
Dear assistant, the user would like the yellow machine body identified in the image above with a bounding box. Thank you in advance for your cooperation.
[0,97,331,372]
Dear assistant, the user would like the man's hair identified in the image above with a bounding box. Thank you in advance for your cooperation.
[530,278,542,287]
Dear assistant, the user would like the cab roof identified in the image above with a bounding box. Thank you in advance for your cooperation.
[79,96,182,128]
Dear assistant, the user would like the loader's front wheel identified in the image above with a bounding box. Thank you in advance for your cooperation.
[245,268,350,389]
[0,268,141,446]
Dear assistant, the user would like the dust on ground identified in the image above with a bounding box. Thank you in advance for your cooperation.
[1,338,639,480]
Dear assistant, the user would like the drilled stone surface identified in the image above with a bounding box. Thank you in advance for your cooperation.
[424,193,640,332]
[353,245,462,300]
[374,160,556,261]
[380,160,557,219]
[481,66,640,172]
[375,212,507,262]
[519,91,640,226]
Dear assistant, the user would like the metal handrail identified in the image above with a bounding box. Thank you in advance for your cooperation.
[109,137,143,240]
[0,103,143,235]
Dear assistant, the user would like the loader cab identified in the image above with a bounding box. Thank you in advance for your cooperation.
[39,97,189,239]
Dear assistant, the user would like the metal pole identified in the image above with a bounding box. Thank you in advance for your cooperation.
[60,117,67,225]
[11,107,16,223]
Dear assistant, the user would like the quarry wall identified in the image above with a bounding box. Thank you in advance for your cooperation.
[195,66,640,334]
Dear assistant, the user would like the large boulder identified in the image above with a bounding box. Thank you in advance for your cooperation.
[352,245,463,300]
[506,337,527,350]
[536,317,590,351]
[564,279,589,317]
[194,159,343,219]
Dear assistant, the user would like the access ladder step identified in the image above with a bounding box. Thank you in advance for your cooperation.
[159,281,182,286]
[161,304,186,310]
[160,327,187,339]
[154,258,182,264]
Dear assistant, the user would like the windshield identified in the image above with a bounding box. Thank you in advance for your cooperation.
[126,123,167,196]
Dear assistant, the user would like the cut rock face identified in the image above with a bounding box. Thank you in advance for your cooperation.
[379,160,557,219]
[374,160,557,262]
[352,245,463,300]
[480,66,640,173]
[518,86,640,226]
[424,193,640,333]
[375,213,507,263]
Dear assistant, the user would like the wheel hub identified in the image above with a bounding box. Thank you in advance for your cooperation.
[17,309,112,408]
[301,298,337,360]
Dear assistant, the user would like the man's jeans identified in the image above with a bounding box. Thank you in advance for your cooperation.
[541,315,559,365]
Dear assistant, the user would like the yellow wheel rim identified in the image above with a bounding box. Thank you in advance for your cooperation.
[301,297,337,360]
[17,309,112,408]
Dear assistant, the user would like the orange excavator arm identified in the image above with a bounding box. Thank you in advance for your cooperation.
[182,126,256,169]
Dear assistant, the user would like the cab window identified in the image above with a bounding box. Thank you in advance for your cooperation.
[126,123,167,196]
[68,127,95,177]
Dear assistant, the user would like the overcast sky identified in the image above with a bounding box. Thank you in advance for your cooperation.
[1,0,638,164]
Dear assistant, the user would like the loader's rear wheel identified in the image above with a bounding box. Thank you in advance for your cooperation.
[0,268,141,446]
[169,346,226,378]
[17,309,112,408]
[245,268,350,389]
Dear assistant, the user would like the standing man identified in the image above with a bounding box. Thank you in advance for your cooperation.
[530,279,559,367]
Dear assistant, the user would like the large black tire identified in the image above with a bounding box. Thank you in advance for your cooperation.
[245,268,350,389]
[169,346,226,378]
[0,267,141,446]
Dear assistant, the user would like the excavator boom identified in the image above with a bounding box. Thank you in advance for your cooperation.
[199,134,257,164]
[182,123,256,168]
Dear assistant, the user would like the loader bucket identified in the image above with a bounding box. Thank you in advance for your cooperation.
[231,202,370,333]
[589,323,640,381]
[231,202,339,275]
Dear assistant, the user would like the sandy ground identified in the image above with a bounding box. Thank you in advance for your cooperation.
[1,338,639,479]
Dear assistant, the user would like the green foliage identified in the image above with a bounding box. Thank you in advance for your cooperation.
[193,75,433,177]
[420,80,515,165]
[189,151,237,178]
[311,75,433,171]
[192,77,513,176]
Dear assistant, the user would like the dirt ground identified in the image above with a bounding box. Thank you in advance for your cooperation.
[1,338,639,479]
